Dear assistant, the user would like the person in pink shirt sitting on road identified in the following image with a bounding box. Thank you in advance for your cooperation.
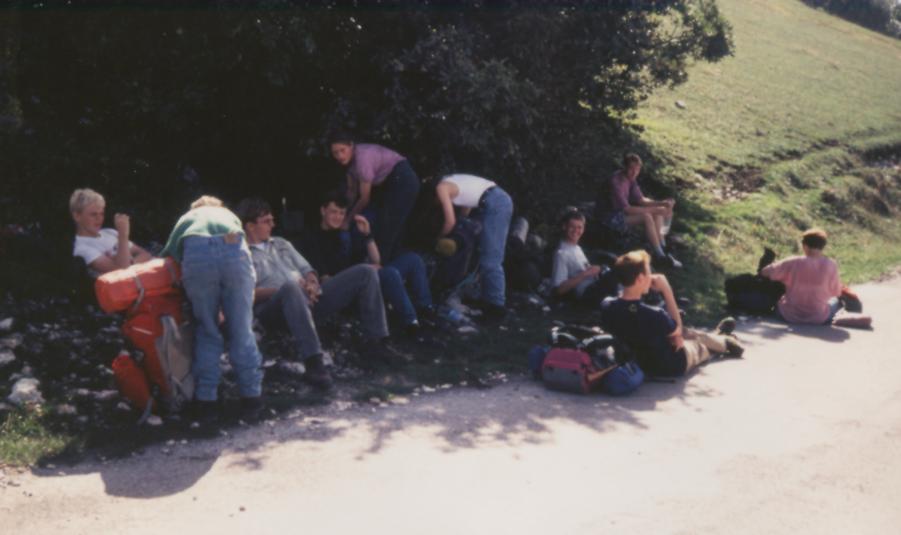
[761,228,871,328]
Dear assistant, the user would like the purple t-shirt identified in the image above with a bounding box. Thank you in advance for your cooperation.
[609,170,644,212]
[348,144,405,185]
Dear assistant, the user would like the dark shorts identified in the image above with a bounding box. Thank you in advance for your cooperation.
[597,210,628,234]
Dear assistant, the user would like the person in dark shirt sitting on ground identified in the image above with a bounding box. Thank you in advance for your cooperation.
[301,191,434,336]
[600,250,744,377]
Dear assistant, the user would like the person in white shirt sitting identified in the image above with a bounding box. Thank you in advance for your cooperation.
[551,208,620,307]
[69,188,152,278]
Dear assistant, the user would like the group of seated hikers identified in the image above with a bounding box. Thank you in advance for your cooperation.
[68,140,872,422]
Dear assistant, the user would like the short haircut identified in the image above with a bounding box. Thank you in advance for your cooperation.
[326,129,355,147]
[560,206,586,226]
[614,250,651,286]
[69,188,104,214]
[319,190,349,209]
[801,228,828,250]
[623,153,642,168]
[235,197,272,226]
[190,196,223,209]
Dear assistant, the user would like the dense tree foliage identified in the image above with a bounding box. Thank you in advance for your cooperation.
[0,0,732,244]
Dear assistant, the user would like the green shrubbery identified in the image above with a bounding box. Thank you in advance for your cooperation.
[1,0,732,242]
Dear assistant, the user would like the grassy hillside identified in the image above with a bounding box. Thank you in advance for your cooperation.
[635,0,901,317]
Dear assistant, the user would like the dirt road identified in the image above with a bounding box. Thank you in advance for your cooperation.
[3,277,901,535]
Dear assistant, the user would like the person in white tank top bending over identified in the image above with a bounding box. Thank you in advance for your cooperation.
[435,174,514,321]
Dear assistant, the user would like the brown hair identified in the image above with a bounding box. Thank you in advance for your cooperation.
[801,228,828,250]
[623,153,642,168]
[614,250,651,286]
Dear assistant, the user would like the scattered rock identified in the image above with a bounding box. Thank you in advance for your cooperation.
[55,403,77,416]
[280,361,305,375]
[0,349,15,367]
[675,100,687,109]
[0,334,22,349]
[146,415,163,426]
[0,318,12,332]
[458,326,478,335]
[92,390,118,402]
[8,378,43,406]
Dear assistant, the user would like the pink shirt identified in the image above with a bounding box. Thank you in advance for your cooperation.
[348,143,405,185]
[761,255,842,324]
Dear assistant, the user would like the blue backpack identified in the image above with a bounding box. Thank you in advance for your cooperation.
[599,360,644,396]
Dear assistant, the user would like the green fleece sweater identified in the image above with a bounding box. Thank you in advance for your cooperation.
[160,206,244,261]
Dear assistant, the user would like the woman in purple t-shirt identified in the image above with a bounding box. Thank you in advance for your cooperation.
[596,153,681,268]
[328,131,421,262]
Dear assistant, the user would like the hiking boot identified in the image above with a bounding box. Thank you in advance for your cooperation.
[239,396,264,423]
[716,316,737,336]
[723,336,744,359]
[302,354,334,390]
[190,399,220,427]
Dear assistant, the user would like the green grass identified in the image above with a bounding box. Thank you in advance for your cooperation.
[0,409,74,467]
[633,0,901,320]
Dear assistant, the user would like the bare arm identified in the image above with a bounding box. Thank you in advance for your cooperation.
[650,274,683,346]
[354,215,380,266]
[345,181,372,229]
[113,214,132,270]
[554,265,601,296]
[253,287,278,303]
[130,244,153,264]
[435,182,458,237]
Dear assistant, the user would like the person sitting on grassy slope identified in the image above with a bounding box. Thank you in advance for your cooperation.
[70,188,153,278]
[551,208,620,307]
[600,250,743,378]
[595,153,682,269]
[761,228,871,328]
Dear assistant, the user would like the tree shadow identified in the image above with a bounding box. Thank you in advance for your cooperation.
[737,317,851,343]
[26,367,719,498]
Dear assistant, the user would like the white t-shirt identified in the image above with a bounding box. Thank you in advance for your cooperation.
[73,228,132,277]
[441,174,497,208]
[551,242,596,297]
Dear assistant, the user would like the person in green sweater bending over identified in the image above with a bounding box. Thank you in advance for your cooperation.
[160,196,264,423]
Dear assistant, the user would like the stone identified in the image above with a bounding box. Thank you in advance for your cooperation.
[92,390,118,402]
[0,349,15,367]
[0,318,12,332]
[0,334,22,349]
[56,404,77,416]
[8,378,43,406]
[675,100,687,109]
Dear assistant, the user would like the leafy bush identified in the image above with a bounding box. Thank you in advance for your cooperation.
[801,0,901,38]
[0,0,732,244]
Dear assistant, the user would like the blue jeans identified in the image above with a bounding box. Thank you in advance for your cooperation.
[181,235,263,402]
[472,187,513,307]
[379,252,432,326]
[825,297,842,324]
[368,160,420,262]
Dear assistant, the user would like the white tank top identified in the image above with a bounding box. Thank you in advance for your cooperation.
[441,174,496,208]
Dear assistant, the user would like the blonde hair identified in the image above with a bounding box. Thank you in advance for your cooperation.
[190,195,224,209]
[613,249,651,286]
[69,188,105,214]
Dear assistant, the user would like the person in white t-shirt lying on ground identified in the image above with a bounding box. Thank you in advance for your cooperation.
[69,188,152,277]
